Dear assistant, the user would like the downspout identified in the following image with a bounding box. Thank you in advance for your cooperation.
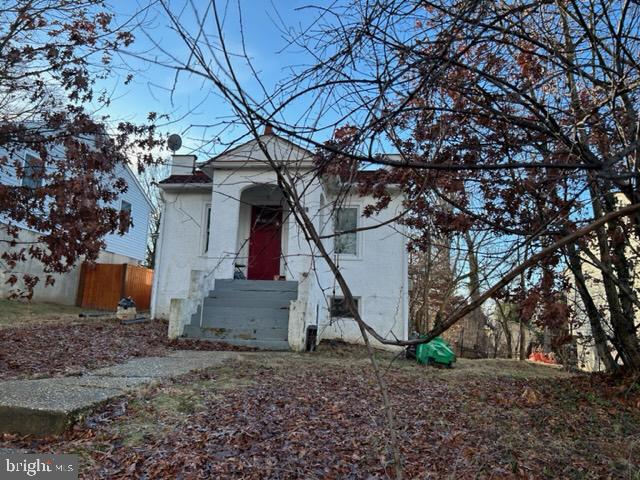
[402,221,409,341]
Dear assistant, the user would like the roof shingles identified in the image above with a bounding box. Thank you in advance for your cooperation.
[158,170,211,185]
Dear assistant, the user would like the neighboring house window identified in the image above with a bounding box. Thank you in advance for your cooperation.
[330,296,359,318]
[334,207,358,255]
[22,154,43,188]
[204,205,212,253]
[120,200,132,232]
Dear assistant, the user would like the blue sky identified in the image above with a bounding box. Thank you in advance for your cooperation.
[100,0,337,159]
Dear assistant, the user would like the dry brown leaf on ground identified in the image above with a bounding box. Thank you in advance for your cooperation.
[521,386,540,406]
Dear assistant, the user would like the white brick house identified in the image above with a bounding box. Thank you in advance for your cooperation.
[151,133,409,350]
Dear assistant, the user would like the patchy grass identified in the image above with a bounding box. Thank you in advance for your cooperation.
[316,339,570,380]
[2,349,638,479]
[433,357,569,380]
[0,299,87,328]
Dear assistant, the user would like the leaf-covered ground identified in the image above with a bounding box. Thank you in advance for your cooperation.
[1,348,638,479]
[0,318,252,380]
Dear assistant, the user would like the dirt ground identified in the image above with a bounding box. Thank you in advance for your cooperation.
[1,345,638,479]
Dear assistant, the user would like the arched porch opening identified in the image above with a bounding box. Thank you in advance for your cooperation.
[235,184,290,280]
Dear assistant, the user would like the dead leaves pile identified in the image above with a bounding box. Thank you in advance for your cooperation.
[0,319,253,380]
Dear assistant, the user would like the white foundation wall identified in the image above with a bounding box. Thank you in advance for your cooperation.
[151,189,214,319]
[310,192,409,350]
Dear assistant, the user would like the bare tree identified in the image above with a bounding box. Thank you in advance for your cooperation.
[271,0,640,371]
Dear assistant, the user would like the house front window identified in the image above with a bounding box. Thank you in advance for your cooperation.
[204,204,212,253]
[334,207,358,255]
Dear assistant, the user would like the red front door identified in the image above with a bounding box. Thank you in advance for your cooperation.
[247,206,282,280]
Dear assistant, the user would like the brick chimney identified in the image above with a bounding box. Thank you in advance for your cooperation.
[263,124,273,135]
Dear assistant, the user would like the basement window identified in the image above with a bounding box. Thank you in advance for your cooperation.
[330,296,359,318]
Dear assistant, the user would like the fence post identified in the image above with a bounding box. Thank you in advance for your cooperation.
[75,262,86,307]
[121,263,128,300]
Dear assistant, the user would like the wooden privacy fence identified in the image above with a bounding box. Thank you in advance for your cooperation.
[77,263,154,311]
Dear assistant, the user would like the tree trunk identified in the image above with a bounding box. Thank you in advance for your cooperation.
[423,240,432,332]
[589,188,640,370]
[518,261,527,361]
[464,232,487,356]
[566,243,618,372]
[495,300,513,358]
[504,325,513,358]
[518,318,526,361]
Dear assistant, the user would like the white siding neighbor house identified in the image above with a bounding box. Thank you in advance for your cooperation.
[0,148,153,305]
[152,132,409,351]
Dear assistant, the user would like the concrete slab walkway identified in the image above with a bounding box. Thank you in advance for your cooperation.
[0,350,253,436]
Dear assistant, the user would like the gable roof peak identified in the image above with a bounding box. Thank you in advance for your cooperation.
[202,132,314,170]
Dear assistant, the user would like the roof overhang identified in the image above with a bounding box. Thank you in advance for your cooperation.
[203,159,315,173]
[158,183,212,191]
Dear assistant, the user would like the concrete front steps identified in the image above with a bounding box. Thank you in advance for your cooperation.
[182,279,298,350]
